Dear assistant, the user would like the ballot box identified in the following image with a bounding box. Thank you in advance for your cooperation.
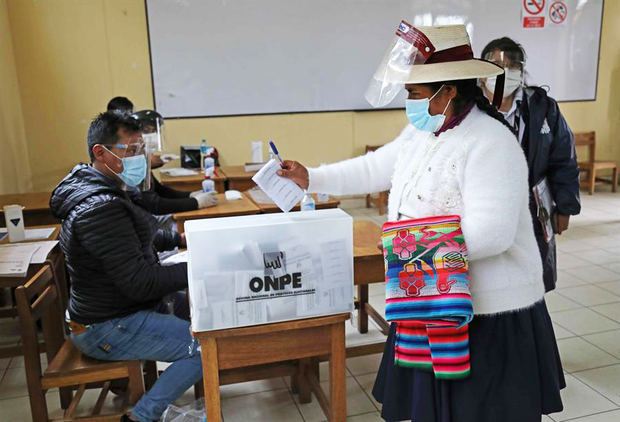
[185,208,354,331]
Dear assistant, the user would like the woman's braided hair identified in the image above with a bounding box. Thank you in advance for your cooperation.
[425,79,516,135]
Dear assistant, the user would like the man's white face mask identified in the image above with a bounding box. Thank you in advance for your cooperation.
[485,68,522,97]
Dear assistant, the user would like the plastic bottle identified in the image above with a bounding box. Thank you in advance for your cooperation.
[300,192,315,211]
[201,179,215,193]
[200,139,208,171]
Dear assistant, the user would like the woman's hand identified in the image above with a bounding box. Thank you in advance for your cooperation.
[277,160,309,190]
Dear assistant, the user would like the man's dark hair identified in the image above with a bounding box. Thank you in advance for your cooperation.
[480,37,526,64]
[106,96,134,113]
[87,111,142,162]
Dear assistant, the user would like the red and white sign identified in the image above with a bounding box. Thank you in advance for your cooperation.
[522,0,546,29]
[524,0,545,15]
[549,1,568,25]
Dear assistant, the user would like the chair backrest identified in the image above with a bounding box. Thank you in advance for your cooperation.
[15,265,66,387]
[574,131,596,163]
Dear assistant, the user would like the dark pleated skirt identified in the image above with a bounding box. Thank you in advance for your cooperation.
[372,299,565,422]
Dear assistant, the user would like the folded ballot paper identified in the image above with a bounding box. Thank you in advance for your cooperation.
[252,159,304,212]
[185,208,354,331]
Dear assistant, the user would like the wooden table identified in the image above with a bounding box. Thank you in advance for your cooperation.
[0,224,67,358]
[193,314,349,422]
[0,191,57,227]
[247,191,341,213]
[159,167,227,193]
[350,220,389,356]
[220,165,257,191]
[173,192,261,233]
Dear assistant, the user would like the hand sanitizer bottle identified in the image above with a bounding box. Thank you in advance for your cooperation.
[300,192,315,211]
[200,139,208,170]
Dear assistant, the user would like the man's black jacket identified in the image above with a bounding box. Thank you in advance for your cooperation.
[521,87,581,291]
[50,164,187,324]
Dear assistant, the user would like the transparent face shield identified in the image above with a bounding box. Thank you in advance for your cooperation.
[132,110,166,191]
[365,21,436,107]
[483,50,525,72]
[104,138,149,189]
[481,50,524,98]
[142,117,166,154]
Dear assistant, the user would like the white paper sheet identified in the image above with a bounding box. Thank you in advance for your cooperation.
[0,244,37,277]
[0,227,56,241]
[161,250,188,266]
[29,241,59,264]
[159,167,199,176]
[251,159,304,212]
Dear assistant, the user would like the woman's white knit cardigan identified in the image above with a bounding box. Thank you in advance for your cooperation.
[308,107,544,315]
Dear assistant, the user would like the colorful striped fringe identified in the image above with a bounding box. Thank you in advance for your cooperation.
[382,215,473,379]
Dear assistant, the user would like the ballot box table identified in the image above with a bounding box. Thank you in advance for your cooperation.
[159,167,227,193]
[0,224,67,358]
[0,191,57,227]
[173,192,261,233]
[192,313,349,422]
[220,165,257,192]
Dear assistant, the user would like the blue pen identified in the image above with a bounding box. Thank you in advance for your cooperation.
[269,140,284,165]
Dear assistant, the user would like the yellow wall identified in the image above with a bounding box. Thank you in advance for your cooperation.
[0,0,31,193]
[2,0,618,193]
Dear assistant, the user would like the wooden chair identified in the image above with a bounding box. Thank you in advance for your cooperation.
[364,145,388,214]
[15,265,146,422]
[575,131,618,195]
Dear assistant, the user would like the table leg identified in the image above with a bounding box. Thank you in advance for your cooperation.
[297,358,312,404]
[357,284,369,334]
[201,337,222,422]
[329,323,346,422]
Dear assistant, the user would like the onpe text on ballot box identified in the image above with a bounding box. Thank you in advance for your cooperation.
[185,208,354,331]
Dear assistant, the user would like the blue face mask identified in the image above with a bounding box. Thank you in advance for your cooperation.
[405,85,452,132]
[106,150,147,187]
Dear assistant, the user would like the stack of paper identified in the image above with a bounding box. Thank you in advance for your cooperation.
[0,241,59,277]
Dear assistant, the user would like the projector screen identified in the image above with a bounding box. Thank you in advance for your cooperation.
[145,0,604,118]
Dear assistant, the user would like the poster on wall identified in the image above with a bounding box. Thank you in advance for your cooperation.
[522,0,546,28]
[548,1,568,27]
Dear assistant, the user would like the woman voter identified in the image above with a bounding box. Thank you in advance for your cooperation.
[279,24,564,422]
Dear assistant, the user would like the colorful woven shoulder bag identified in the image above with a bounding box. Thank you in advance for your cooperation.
[382,215,473,379]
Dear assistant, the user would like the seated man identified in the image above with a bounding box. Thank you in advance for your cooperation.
[50,111,202,422]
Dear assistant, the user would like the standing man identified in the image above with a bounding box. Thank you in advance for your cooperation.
[480,37,581,292]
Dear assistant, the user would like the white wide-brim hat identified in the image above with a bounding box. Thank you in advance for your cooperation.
[366,23,505,107]
[376,24,503,83]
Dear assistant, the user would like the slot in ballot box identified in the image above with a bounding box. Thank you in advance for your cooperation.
[185,208,354,331]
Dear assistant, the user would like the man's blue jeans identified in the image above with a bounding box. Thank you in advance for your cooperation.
[70,293,202,421]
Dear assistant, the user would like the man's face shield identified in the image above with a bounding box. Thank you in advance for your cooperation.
[102,131,150,189]
[142,118,165,155]
[365,21,436,107]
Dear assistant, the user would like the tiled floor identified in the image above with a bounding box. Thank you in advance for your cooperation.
[1,191,619,421]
